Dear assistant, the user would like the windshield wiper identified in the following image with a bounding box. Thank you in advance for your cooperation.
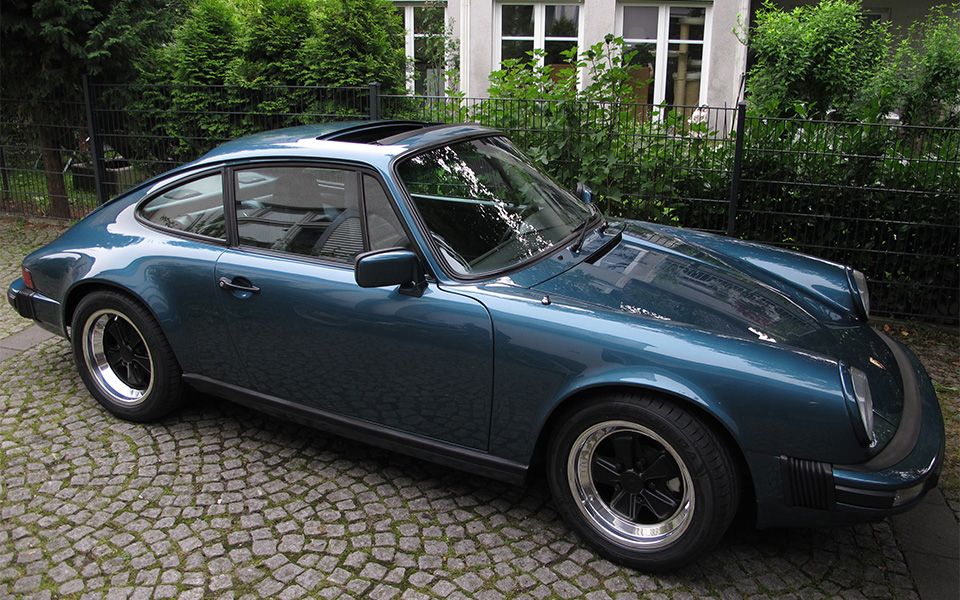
[571,204,601,253]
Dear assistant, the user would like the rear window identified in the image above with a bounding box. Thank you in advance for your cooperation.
[139,173,226,239]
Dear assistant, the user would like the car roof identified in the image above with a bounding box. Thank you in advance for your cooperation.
[191,120,501,167]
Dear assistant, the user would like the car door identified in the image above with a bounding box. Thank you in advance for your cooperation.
[214,163,494,450]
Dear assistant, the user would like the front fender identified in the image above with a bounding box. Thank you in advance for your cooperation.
[469,284,865,470]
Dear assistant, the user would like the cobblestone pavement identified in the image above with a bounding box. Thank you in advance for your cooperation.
[0,218,929,599]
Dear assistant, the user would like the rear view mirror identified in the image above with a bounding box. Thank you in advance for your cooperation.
[355,249,427,297]
[575,183,593,204]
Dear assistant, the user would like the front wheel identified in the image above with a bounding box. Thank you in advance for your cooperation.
[71,290,185,422]
[547,393,739,572]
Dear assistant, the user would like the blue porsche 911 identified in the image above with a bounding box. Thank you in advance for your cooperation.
[7,121,944,571]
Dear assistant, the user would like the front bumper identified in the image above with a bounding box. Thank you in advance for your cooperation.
[758,332,945,527]
[7,277,64,337]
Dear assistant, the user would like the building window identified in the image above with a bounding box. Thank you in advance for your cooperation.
[498,4,581,71]
[861,8,891,24]
[618,3,710,112]
[396,2,451,96]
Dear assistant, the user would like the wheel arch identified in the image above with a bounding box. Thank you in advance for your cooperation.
[63,281,165,343]
[529,383,754,507]
[66,280,188,422]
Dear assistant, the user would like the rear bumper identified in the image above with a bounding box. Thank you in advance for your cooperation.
[758,332,945,527]
[7,278,64,337]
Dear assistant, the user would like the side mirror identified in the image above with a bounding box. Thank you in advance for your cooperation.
[575,182,593,204]
[355,249,427,297]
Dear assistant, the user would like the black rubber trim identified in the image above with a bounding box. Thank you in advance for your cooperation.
[839,331,922,472]
[781,456,835,510]
[182,374,528,485]
[584,229,623,264]
[323,121,432,144]
[377,123,499,147]
[9,287,37,320]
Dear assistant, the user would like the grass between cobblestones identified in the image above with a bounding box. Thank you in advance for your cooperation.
[1,215,956,599]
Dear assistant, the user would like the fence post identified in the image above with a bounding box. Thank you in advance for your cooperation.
[727,101,747,236]
[0,136,10,202]
[82,75,109,205]
[369,82,381,121]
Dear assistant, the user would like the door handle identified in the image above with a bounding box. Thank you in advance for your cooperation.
[218,277,260,295]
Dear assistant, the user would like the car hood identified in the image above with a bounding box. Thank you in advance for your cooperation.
[532,221,841,354]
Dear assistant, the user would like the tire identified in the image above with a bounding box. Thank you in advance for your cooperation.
[547,392,739,572]
[71,290,185,422]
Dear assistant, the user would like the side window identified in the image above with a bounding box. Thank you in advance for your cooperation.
[139,173,226,239]
[235,166,363,263]
[364,175,410,251]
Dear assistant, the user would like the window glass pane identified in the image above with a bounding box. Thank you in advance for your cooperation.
[502,5,534,36]
[414,37,444,95]
[545,40,576,67]
[413,5,427,32]
[236,167,363,263]
[545,6,579,38]
[666,42,704,110]
[625,43,657,105]
[669,7,705,41]
[140,173,225,239]
[364,175,410,251]
[502,39,535,63]
[622,6,659,41]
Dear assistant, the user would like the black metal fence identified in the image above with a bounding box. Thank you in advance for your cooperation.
[1,81,957,323]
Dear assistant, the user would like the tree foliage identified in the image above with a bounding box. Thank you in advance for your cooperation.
[229,0,318,87]
[307,0,406,92]
[170,0,239,87]
[1,0,178,99]
[0,0,178,217]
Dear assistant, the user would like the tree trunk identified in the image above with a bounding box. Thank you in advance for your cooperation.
[38,125,71,218]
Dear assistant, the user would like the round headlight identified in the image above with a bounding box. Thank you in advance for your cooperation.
[847,366,876,446]
[849,269,870,321]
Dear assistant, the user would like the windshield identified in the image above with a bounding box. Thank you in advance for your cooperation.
[397,136,593,276]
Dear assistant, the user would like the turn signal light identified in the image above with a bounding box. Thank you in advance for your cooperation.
[22,266,35,290]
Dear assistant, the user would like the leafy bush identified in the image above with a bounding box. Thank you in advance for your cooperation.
[861,4,960,126]
[745,0,889,119]
[474,37,648,212]
[474,37,734,223]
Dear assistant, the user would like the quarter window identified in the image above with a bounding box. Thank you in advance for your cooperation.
[139,173,226,240]
[363,175,410,251]
[618,3,710,112]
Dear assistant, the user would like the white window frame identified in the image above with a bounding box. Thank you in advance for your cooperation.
[616,2,713,107]
[494,3,584,71]
[396,2,450,95]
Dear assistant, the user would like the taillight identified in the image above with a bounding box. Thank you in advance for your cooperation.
[21,266,35,290]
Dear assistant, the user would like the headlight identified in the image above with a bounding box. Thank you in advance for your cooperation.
[848,269,870,321]
[843,366,876,446]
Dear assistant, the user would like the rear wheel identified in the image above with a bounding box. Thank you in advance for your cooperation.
[547,393,739,571]
[71,290,185,422]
